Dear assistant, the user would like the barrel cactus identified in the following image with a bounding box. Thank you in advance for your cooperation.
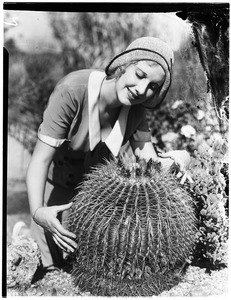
[66,157,197,296]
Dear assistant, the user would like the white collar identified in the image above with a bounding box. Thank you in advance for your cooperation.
[88,70,130,156]
[88,71,106,151]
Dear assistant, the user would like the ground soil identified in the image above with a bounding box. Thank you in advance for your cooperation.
[7,264,229,297]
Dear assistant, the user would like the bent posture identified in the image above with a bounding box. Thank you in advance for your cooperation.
[27,37,190,271]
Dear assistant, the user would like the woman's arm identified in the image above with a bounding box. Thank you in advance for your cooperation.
[130,140,174,170]
[26,139,56,215]
[130,140,158,160]
[26,139,77,253]
[130,140,192,179]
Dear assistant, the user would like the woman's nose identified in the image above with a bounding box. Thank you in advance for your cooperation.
[135,80,148,96]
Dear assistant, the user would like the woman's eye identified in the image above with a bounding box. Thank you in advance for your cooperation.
[136,71,144,78]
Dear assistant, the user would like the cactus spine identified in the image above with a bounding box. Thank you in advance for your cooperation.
[66,157,197,296]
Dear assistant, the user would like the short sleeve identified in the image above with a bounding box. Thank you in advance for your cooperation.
[38,85,79,147]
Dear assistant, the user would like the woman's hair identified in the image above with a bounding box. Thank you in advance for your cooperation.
[106,60,160,81]
[106,62,133,80]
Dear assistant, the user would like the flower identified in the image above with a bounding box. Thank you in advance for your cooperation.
[171,100,183,109]
[197,109,205,120]
[181,125,196,138]
[161,132,179,143]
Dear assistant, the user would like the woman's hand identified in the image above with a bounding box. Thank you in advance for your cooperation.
[158,150,193,184]
[33,202,77,253]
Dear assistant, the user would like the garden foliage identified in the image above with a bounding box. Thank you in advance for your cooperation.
[7,236,41,289]
[49,12,153,73]
[187,137,229,269]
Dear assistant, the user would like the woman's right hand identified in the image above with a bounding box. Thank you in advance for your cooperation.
[33,202,77,253]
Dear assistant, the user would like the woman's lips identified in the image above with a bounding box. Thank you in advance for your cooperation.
[127,87,139,101]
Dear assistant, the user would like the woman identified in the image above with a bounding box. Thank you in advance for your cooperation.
[26,36,190,271]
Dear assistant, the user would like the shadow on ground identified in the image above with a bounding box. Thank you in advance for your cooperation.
[7,190,30,214]
[7,180,31,243]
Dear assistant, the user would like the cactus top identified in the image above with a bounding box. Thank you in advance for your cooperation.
[105,37,174,108]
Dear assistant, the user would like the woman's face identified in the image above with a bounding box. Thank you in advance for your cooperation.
[115,60,165,107]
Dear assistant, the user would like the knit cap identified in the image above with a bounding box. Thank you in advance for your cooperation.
[105,37,174,108]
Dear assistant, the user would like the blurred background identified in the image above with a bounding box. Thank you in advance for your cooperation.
[4,10,228,242]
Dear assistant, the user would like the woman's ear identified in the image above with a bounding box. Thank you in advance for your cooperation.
[118,66,126,75]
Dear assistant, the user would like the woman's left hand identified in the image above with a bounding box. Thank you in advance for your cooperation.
[158,150,193,184]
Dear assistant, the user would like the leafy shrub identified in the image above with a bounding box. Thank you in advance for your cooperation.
[49,12,153,73]
[147,98,201,153]
[66,157,197,296]
[7,51,64,152]
[187,136,229,269]
[7,236,41,289]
